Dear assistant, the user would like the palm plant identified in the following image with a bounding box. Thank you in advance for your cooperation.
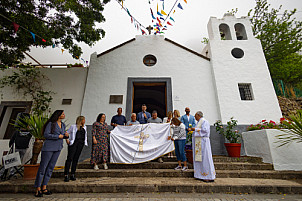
[276,110,302,147]
[14,114,48,164]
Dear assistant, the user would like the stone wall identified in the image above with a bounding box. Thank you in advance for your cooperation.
[278,96,302,118]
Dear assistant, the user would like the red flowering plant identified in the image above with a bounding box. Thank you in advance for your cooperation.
[247,118,288,131]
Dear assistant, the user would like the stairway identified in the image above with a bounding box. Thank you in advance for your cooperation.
[1,155,301,194]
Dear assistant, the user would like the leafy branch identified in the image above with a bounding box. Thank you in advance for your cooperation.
[0,65,53,115]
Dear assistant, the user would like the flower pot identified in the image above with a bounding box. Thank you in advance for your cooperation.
[224,143,241,157]
[185,149,193,164]
[23,164,40,180]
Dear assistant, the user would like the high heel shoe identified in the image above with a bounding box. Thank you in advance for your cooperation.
[34,190,43,197]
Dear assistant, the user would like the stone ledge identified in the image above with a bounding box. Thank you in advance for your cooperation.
[77,162,273,170]
[51,169,302,180]
[0,177,301,194]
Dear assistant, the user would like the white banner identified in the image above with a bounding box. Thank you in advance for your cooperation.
[110,123,174,164]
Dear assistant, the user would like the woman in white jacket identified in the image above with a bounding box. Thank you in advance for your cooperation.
[64,116,88,182]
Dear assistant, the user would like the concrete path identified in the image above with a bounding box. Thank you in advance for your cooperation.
[0,192,302,200]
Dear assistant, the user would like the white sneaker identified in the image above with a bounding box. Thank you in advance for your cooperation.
[94,165,99,170]
[103,163,108,170]
[182,166,189,171]
[174,166,182,170]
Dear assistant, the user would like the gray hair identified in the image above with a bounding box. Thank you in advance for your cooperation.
[131,113,136,117]
[196,111,203,118]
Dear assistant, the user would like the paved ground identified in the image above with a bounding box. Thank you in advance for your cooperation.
[0,193,302,201]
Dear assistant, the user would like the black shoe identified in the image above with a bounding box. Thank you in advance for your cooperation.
[34,190,43,197]
[42,189,52,195]
[201,179,215,183]
[64,175,69,182]
[70,174,76,181]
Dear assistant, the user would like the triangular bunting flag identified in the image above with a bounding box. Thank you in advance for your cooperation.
[30,32,35,42]
[42,39,46,42]
[167,21,173,26]
[157,11,163,16]
[12,22,20,33]
[177,3,183,9]
[142,29,146,35]
[160,17,165,21]
[52,44,55,48]
[163,28,167,30]
[161,10,167,15]
[61,49,64,54]
[150,8,156,19]
[126,9,131,16]
[184,0,187,3]
[173,10,176,14]
[170,17,175,22]
[157,3,158,12]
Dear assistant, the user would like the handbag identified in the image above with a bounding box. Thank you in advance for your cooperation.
[2,146,21,169]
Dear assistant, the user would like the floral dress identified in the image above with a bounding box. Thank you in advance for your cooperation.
[90,122,110,164]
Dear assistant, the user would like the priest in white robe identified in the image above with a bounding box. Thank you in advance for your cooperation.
[188,111,216,182]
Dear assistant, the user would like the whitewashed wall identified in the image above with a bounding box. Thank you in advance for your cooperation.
[0,67,88,166]
[207,15,282,124]
[243,129,302,171]
[0,68,88,126]
[82,35,220,125]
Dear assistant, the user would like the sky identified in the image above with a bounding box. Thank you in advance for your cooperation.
[23,0,302,66]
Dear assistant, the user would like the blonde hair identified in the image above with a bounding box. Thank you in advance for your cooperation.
[167,111,173,119]
[173,110,180,118]
[76,116,85,130]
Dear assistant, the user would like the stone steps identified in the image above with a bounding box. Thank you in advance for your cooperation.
[52,169,302,180]
[1,177,301,194]
[77,161,274,170]
[161,156,263,163]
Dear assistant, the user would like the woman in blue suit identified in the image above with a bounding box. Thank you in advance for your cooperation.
[34,110,69,197]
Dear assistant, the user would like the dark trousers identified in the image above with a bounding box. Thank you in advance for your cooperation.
[34,150,61,188]
[64,140,84,175]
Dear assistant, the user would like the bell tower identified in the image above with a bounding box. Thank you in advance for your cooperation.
[206,14,282,124]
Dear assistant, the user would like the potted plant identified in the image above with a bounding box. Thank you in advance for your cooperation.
[185,124,194,163]
[214,117,241,157]
[15,114,48,180]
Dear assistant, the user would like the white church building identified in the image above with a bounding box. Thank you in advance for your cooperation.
[0,14,282,165]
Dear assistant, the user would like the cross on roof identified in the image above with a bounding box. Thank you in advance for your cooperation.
[146,25,153,35]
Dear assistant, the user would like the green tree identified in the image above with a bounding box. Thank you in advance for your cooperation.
[0,0,112,66]
[248,0,302,87]
[0,65,53,115]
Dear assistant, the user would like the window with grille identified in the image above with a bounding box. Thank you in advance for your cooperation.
[143,55,157,66]
[238,83,253,100]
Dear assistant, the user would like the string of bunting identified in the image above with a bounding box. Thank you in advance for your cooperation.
[116,0,148,35]
[116,0,186,35]
[149,0,187,34]
[0,13,88,66]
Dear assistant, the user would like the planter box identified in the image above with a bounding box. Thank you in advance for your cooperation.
[242,129,302,171]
